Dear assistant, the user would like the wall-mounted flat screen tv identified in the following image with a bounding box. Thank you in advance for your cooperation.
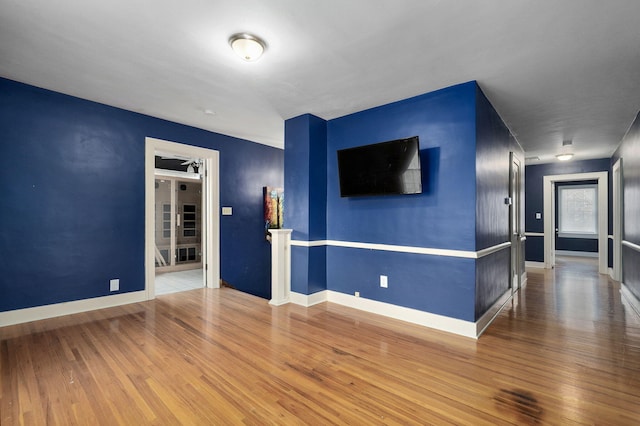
[337,136,422,197]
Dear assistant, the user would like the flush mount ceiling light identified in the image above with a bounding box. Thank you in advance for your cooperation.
[556,139,574,161]
[556,153,574,161]
[229,33,266,62]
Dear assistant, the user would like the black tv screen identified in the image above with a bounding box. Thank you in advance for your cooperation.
[337,136,422,197]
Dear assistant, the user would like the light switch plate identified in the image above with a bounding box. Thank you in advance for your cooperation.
[222,207,233,216]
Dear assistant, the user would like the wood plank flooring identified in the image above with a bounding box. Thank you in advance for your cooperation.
[2,257,640,424]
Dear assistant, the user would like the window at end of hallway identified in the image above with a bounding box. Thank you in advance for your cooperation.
[558,184,597,239]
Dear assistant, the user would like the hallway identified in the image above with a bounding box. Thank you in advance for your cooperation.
[484,256,640,423]
[1,258,639,424]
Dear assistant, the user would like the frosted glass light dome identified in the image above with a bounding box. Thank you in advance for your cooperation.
[229,33,266,62]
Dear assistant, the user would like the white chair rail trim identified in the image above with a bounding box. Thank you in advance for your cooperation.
[290,239,511,259]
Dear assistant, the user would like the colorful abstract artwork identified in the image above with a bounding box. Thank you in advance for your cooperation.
[264,187,284,238]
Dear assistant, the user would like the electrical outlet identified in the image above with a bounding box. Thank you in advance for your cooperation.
[110,279,119,292]
[536,212,542,219]
[222,207,233,216]
[380,275,388,288]
[354,291,360,297]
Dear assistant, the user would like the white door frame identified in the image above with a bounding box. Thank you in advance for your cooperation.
[145,137,220,299]
[543,171,608,274]
[510,152,523,292]
[613,159,622,281]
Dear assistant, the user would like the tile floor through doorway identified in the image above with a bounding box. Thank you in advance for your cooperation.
[155,269,203,295]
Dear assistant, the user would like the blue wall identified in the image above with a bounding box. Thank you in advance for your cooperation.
[325,82,477,321]
[0,78,283,312]
[285,81,519,323]
[474,86,519,319]
[524,158,611,263]
[326,82,477,250]
[613,111,640,302]
[284,114,327,295]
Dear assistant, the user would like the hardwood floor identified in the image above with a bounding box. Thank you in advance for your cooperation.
[2,258,640,425]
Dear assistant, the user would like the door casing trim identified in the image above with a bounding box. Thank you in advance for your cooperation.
[543,171,608,274]
[145,137,220,299]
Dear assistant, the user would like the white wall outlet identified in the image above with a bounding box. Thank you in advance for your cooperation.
[109,279,119,292]
[222,207,233,216]
[536,212,542,219]
[354,291,360,297]
[380,275,388,288]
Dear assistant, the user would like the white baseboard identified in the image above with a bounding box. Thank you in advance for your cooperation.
[608,268,614,280]
[475,289,512,338]
[290,289,512,339]
[520,272,528,288]
[326,291,477,338]
[621,284,640,318]
[555,250,598,258]
[525,261,546,269]
[0,291,148,327]
[290,290,328,307]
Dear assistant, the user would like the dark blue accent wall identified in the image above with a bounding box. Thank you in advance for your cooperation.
[326,82,477,250]
[284,114,327,294]
[327,247,476,320]
[524,158,611,265]
[474,87,517,319]
[324,82,478,321]
[475,249,510,320]
[614,111,640,301]
[0,78,283,311]
[283,81,519,323]
[475,87,511,250]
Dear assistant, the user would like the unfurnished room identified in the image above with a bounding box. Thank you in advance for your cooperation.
[1,1,640,424]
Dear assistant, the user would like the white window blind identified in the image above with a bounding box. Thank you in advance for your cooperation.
[558,184,597,238]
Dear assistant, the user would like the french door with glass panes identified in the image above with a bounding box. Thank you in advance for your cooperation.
[154,176,202,271]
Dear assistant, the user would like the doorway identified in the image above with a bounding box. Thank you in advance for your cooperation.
[613,159,622,281]
[542,172,608,274]
[145,137,220,299]
[154,174,203,294]
[510,152,523,291]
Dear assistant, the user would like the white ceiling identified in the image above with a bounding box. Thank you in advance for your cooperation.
[2,0,639,163]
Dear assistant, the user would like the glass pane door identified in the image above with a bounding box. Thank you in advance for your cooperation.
[176,180,202,265]
[155,178,173,267]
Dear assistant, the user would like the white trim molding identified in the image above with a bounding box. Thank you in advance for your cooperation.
[622,240,640,253]
[613,158,622,281]
[555,250,598,258]
[621,284,640,318]
[475,290,512,338]
[525,261,546,269]
[269,229,292,306]
[543,171,608,274]
[0,291,147,327]
[289,289,513,339]
[290,240,510,259]
[290,290,328,307]
[525,232,544,237]
[145,137,220,300]
[290,240,327,248]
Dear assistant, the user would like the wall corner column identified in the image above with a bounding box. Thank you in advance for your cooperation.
[284,114,328,295]
[269,229,292,306]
